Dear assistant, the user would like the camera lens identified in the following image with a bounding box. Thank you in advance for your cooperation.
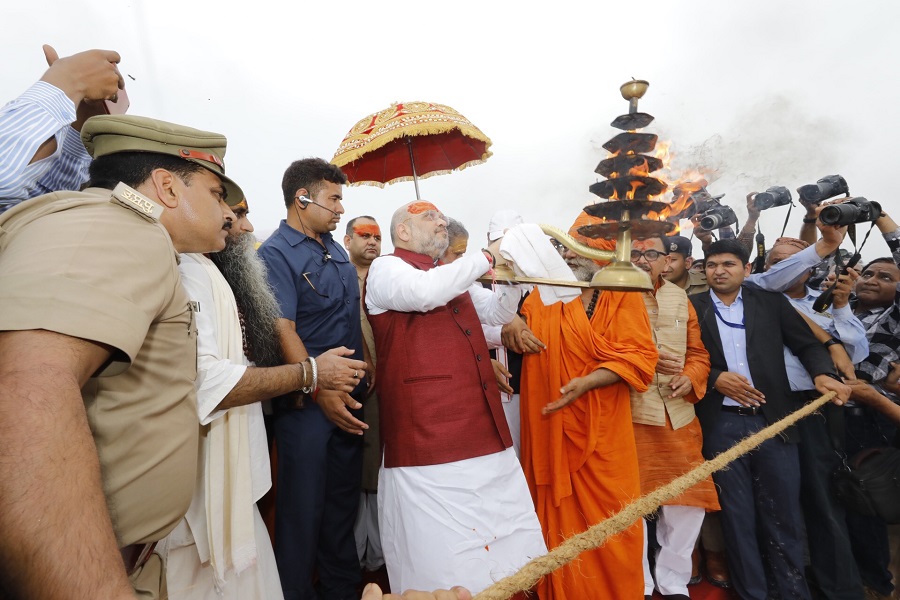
[797,175,848,205]
[755,192,775,210]
[700,214,722,230]
[819,204,858,226]
[818,199,880,226]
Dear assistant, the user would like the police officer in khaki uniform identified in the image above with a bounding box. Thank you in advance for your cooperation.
[663,235,709,296]
[0,114,245,600]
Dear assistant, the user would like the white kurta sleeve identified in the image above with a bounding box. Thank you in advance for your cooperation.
[483,324,503,349]
[468,282,520,327]
[178,256,247,425]
[366,253,492,315]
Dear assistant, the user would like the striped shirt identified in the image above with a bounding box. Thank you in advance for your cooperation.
[854,229,900,391]
[0,81,90,213]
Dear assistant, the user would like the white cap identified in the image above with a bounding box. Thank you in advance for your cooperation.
[487,209,524,241]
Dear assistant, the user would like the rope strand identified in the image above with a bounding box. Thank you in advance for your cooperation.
[473,392,836,600]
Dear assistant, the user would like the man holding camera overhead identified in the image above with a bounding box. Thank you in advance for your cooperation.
[691,236,851,600]
[845,207,900,600]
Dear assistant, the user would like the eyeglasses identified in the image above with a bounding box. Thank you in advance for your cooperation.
[549,238,566,254]
[402,210,446,227]
[630,249,667,262]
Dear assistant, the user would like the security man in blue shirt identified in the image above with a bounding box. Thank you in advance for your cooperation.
[259,157,367,600]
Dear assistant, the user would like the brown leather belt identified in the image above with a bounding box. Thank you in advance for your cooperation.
[120,542,157,576]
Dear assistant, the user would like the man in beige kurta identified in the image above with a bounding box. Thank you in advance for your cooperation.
[631,236,718,599]
[344,215,387,576]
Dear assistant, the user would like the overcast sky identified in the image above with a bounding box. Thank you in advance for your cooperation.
[5,0,897,260]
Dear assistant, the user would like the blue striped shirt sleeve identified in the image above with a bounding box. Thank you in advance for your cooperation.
[0,81,89,213]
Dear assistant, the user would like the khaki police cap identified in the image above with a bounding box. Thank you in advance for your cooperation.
[81,114,245,206]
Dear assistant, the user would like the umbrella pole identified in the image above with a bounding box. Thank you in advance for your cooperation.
[406,137,421,200]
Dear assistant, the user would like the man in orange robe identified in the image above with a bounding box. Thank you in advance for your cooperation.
[520,212,658,600]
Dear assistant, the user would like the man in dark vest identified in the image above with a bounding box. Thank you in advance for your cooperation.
[364,200,547,595]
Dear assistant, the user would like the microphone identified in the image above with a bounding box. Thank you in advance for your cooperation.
[297,196,340,216]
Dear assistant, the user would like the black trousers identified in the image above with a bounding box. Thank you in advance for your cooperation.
[274,404,364,600]
[844,406,897,596]
[704,411,811,600]
[793,393,863,600]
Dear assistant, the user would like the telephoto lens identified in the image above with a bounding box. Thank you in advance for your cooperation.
[754,186,792,210]
[818,198,882,227]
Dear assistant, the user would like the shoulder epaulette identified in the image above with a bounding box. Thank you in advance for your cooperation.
[109,182,164,222]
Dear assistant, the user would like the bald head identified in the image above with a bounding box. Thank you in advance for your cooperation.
[390,200,449,259]
[765,237,809,269]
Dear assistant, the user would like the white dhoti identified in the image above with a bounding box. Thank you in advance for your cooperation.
[378,447,547,594]
[164,506,282,599]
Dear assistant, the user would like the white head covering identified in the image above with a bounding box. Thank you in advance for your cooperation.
[487,209,525,241]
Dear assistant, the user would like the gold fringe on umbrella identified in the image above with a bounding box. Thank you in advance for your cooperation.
[332,101,493,183]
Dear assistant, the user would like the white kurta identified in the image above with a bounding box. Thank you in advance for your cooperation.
[366,252,546,594]
[161,253,282,600]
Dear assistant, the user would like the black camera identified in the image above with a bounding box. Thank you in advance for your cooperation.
[797,175,849,205]
[699,204,738,231]
[754,186,792,210]
[673,184,723,219]
[818,198,882,227]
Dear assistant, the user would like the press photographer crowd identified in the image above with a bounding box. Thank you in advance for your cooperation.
[1,46,899,600]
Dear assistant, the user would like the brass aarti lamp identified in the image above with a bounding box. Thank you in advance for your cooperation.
[481,80,674,291]
[581,79,674,291]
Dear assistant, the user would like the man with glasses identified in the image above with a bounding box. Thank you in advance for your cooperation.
[365,200,547,595]
[628,237,717,600]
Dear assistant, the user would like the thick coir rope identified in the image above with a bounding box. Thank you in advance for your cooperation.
[473,391,837,600]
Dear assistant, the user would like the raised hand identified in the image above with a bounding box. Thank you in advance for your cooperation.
[41,44,123,105]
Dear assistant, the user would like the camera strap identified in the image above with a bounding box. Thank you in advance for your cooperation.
[752,225,766,274]
[779,202,793,238]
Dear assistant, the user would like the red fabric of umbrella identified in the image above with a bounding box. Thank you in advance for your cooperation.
[332,101,492,198]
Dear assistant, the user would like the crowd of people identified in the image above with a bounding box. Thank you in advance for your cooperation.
[1,46,899,600]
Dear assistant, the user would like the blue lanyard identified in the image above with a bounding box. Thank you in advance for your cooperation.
[712,302,746,329]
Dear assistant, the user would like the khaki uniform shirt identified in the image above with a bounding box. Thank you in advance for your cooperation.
[0,185,199,591]
[677,269,709,296]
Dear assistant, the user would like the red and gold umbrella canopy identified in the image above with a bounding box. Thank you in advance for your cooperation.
[332,101,492,198]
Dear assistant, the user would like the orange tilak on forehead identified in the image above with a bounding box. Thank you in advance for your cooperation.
[408,201,440,215]
[353,224,381,237]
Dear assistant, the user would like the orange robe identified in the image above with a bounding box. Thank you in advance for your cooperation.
[520,289,658,600]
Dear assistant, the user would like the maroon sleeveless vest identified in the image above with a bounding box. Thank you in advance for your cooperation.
[366,248,512,467]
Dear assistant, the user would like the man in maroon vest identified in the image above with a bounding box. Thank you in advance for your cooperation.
[365,200,547,595]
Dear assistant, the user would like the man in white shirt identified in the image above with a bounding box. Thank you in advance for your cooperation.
[365,200,546,594]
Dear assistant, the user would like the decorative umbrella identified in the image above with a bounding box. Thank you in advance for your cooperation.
[332,101,492,199]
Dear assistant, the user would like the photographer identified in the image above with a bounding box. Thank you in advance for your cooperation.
[798,194,822,246]
[833,206,900,600]
[736,191,763,255]
[849,208,900,391]
[761,235,868,599]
